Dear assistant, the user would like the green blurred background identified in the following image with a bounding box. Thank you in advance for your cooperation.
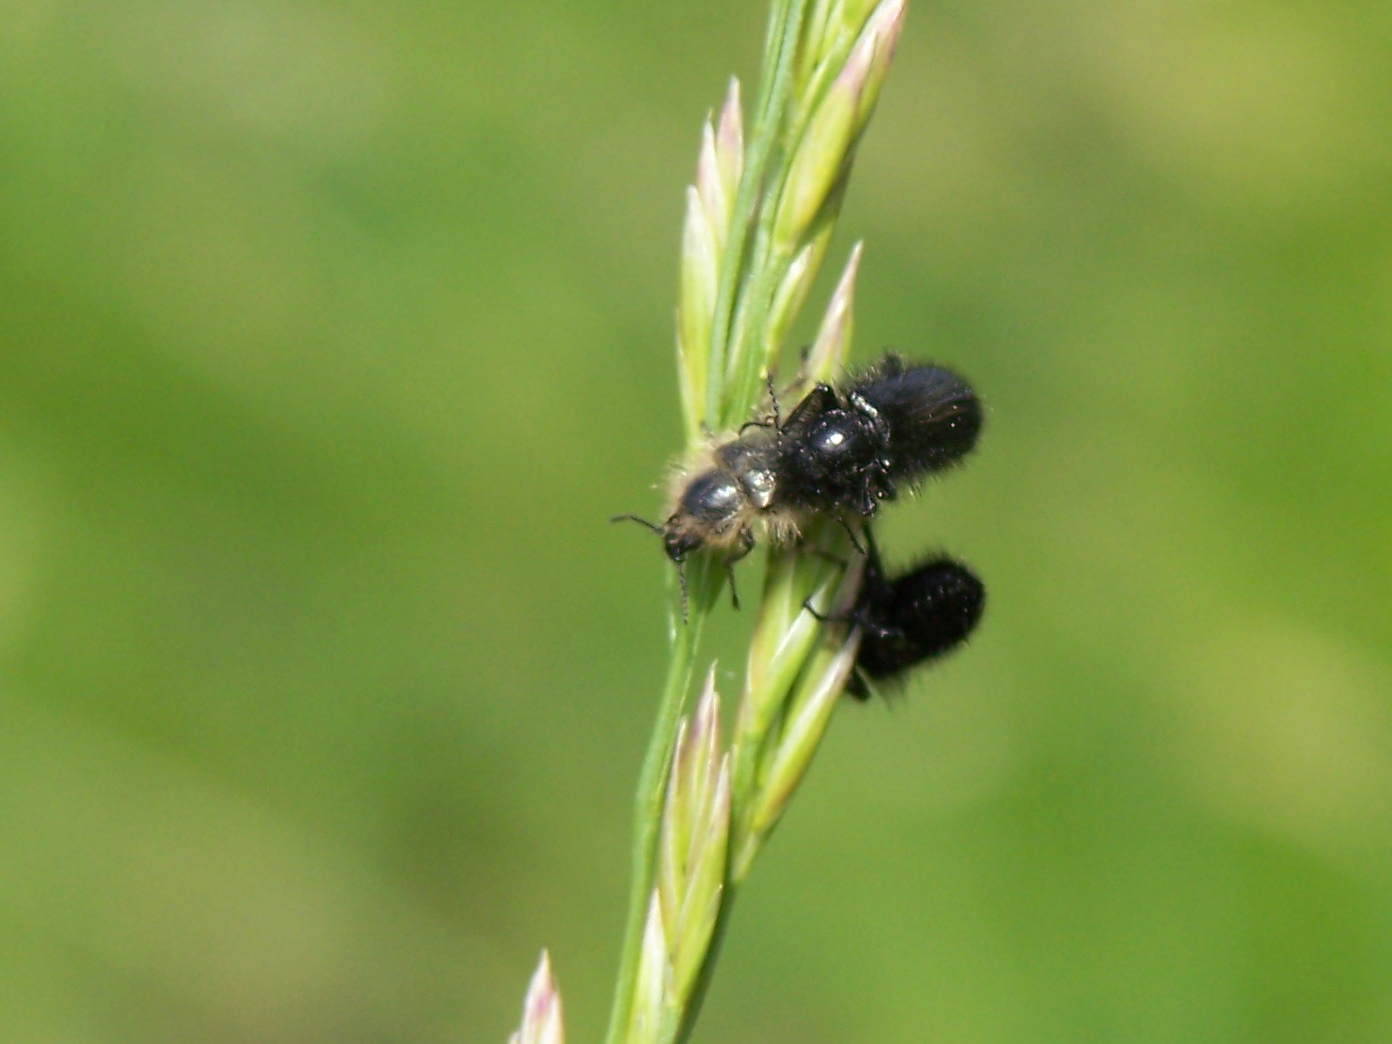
[4,1,1391,1041]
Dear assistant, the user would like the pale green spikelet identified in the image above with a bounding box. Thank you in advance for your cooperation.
[658,675,730,999]
[678,80,746,444]
[736,611,863,878]
[805,241,864,383]
[627,893,675,1043]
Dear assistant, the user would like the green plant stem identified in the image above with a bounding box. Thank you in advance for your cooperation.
[604,576,709,1044]
[607,5,819,1039]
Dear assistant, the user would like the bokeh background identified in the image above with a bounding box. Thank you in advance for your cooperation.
[4,1,1391,1041]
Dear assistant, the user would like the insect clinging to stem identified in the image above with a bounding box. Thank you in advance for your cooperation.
[803,530,985,698]
[611,421,788,611]
[613,352,982,615]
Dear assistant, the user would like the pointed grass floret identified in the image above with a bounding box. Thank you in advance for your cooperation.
[508,951,565,1044]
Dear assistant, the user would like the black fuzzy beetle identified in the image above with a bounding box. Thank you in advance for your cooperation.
[806,531,985,697]
[615,353,982,610]
[774,354,981,519]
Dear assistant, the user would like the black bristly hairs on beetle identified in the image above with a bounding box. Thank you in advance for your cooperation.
[775,353,981,518]
[804,527,985,698]
[613,352,982,618]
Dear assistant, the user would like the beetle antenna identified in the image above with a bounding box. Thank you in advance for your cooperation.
[611,513,663,535]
